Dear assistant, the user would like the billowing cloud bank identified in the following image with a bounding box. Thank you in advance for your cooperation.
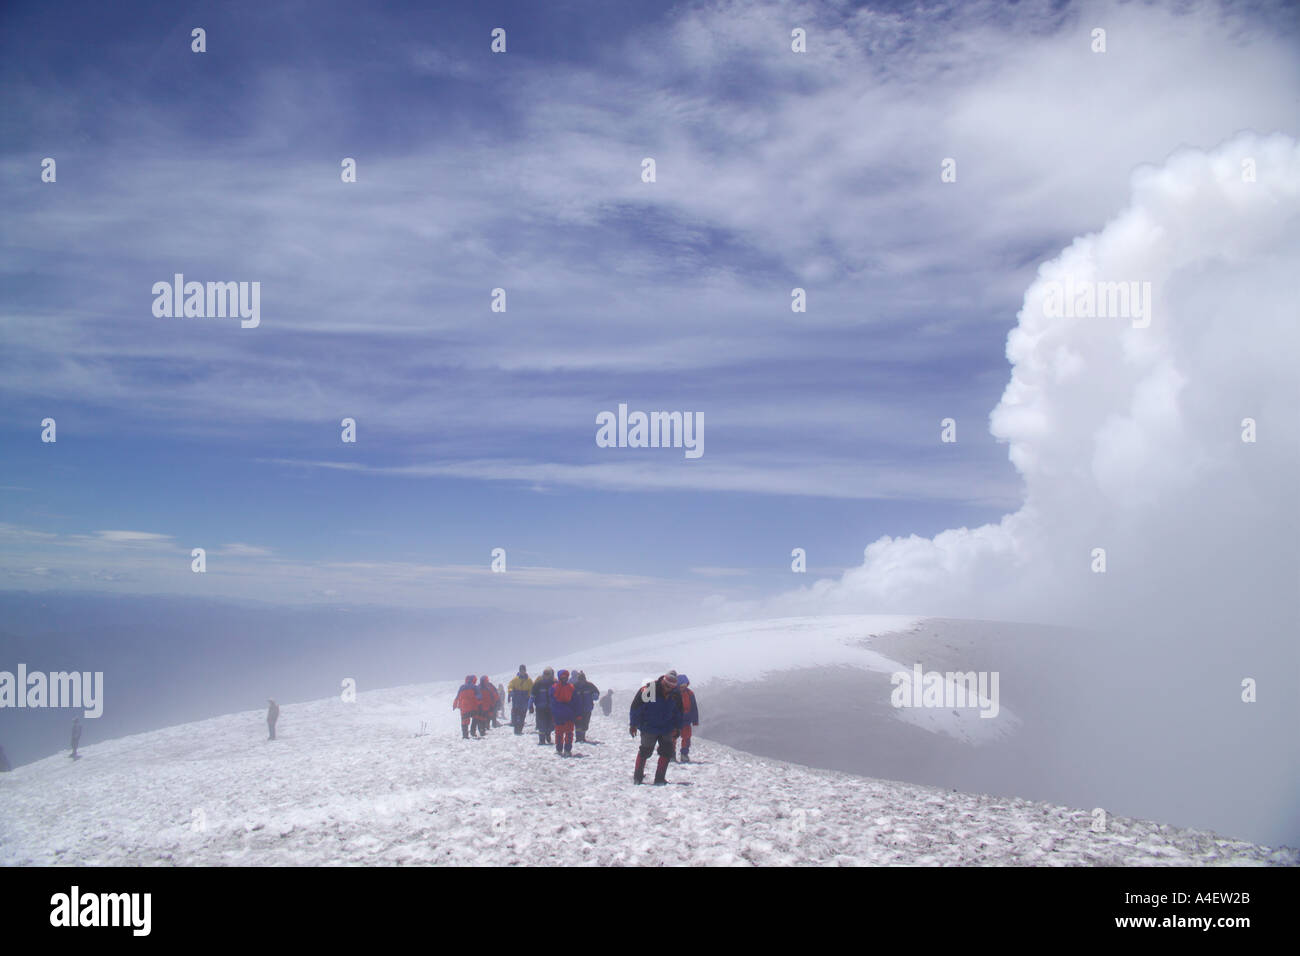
[771,133,1300,845]
[787,133,1299,633]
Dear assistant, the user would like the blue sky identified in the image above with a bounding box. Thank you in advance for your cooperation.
[2,0,1296,632]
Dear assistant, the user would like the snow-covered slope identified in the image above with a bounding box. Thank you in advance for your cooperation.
[1,668,1293,866]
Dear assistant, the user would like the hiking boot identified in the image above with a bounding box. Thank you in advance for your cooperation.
[680,753,691,763]
[633,771,644,784]
[654,754,670,785]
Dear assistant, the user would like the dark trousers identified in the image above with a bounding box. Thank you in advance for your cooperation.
[634,731,675,781]
[575,712,592,740]
[511,704,528,733]
[535,708,554,741]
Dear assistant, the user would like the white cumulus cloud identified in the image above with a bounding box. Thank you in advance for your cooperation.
[777,132,1299,629]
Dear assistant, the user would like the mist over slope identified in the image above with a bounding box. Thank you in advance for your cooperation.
[0,591,595,768]
[537,613,1292,846]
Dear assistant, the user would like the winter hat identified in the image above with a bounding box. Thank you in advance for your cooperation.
[465,674,476,684]
[661,673,679,689]
[543,666,554,676]
[518,665,528,676]
[576,670,586,681]
[557,669,570,681]
[480,675,490,683]
[677,674,690,686]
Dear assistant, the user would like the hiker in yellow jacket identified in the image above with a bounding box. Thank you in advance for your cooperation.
[507,666,534,735]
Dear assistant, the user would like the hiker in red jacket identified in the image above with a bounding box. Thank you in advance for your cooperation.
[549,669,579,757]
[477,675,499,735]
[453,675,481,739]
[675,674,700,762]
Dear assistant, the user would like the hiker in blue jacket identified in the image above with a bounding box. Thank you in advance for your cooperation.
[531,667,556,745]
[628,672,683,785]
[572,670,600,742]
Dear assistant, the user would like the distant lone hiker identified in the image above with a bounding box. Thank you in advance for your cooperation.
[0,744,11,772]
[267,699,279,741]
[600,688,613,717]
[70,717,82,758]
[629,673,683,785]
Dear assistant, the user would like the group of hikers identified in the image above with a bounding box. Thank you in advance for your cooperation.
[454,665,701,785]
[451,675,508,738]
[500,666,607,750]
[41,666,702,788]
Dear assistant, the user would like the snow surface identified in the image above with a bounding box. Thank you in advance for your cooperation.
[2,616,1294,866]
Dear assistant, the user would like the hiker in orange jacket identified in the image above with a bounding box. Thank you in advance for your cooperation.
[477,675,499,735]
[453,675,482,739]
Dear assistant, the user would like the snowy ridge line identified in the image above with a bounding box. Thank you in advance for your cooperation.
[537,615,923,695]
[539,615,1018,745]
[1,671,1295,866]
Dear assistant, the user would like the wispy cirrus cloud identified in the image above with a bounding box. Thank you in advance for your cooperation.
[0,519,720,618]
[85,530,174,546]
[3,0,1293,500]
[218,542,274,558]
[259,455,1022,507]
